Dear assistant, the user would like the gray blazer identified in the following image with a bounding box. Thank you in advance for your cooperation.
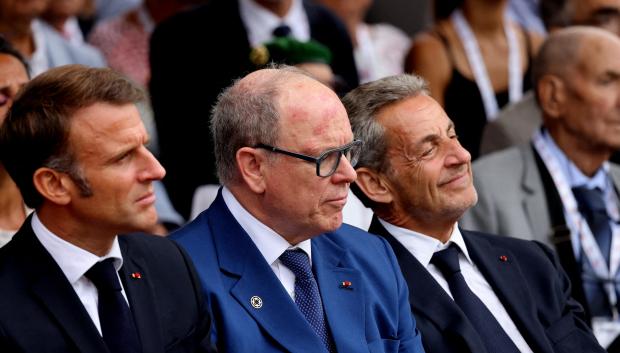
[460,143,620,248]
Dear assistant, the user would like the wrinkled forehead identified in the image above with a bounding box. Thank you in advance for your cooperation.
[381,95,452,138]
[573,33,620,75]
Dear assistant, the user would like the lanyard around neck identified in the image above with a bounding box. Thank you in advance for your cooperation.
[451,10,522,120]
[532,130,620,318]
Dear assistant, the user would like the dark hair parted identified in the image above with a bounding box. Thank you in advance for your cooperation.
[0,65,145,208]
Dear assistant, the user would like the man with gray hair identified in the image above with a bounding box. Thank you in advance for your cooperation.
[344,73,604,353]
[171,65,424,353]
[462,27,620,350]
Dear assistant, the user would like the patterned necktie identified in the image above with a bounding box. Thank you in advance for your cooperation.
[279,249,335,352]
[272,24,292,37]
[572,186,614,316]
[85,258,141,353]
[431,245,521,353]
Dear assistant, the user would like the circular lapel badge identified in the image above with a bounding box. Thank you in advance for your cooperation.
[250,296,263,309]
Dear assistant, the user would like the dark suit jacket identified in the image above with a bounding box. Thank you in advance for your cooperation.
[0,218,213,353]
[368,217,605,353]
[149,0,359,218]
[170,191,424,353]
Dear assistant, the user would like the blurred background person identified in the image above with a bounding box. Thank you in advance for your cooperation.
[0,0,105,77]
[406,0,543,160]
[481,0,620,158]
[0,36,30,247]
[319,0,410,84]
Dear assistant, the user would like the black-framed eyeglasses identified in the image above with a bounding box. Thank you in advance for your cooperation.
[255,139,363,177]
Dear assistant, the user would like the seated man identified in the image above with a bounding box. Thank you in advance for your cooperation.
[461,27,620,350]
[171,65,424,352]
[0,65,213,352]
[343,73,604,353]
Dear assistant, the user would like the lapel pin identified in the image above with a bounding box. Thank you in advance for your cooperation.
[250,296,263,309]
[339,281,353,290]
[130,272,142,279]
[499,255,508,262]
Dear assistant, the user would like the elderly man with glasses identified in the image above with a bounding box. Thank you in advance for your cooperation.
[170,65,424,353]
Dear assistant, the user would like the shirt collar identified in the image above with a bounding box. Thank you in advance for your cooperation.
[31,212,124,285]
[238,0,310,47]
[541,128,609,190]
[378,218,472,267]
[222,187,312,265]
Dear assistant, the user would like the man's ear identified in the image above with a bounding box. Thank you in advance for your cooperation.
[355,167,394,205]
[32,167,72,205]
[236,147,268,193]
[537,75,566,120]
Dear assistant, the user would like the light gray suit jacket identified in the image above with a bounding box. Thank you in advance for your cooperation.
[479,92,542,156]
[460,143,620,248]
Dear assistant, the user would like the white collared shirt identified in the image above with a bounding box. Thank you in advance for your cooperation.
[222,187,312,299]
[29,20,51,77]
[238,0,310,47]
[380,219,534,353]
[31,212,127,335]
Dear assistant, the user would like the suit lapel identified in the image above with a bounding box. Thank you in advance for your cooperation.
[522,144,553,242]
[311,236,365,353]
[118,238,164,353]
[463,230,554,353]
[368,218,486,353]
[208,194,328,352]
[16,221,108,353]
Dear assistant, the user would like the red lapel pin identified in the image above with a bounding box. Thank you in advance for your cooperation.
[130,272,142,279]
[339,281,353,289]
[499,255,508,262]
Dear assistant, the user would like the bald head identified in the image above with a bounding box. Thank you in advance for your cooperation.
[211,66,330,184]
[533,26,620,97]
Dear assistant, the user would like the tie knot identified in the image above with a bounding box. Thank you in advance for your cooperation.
[85,258,122,292]
[279,249,313,280]
[272,23,292,37]
[572,186,607,215]
[431,244,461,277]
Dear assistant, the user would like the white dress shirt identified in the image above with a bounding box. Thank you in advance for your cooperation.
[222,187,311,299]
[380,219,534,353]
[31,212,127,335]
[238,0,310,47]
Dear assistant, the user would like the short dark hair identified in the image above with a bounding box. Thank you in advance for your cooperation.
[0,35,29,76]
[0,65,145,208]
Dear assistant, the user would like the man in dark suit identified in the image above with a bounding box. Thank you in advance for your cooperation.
[149,0,359,218]
[343,73,605,353]
[0,65,213,353]
[171,65,423,352]
[462,27,620,351]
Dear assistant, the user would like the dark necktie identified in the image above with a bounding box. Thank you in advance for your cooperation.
[431,245,521,353]
[272,24,292,37]
[85,258,141,353]
[572,186,612,265]
[572,186,615,316]
[279,249,335,352]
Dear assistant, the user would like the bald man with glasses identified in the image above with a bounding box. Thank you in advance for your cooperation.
[171,66,425,353]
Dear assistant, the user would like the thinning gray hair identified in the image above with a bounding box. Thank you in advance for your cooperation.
[210,65,310,185]
[342,74,429,173]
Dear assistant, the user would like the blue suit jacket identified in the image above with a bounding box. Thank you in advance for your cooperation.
[368,217,604,353]
[172,192,424,353]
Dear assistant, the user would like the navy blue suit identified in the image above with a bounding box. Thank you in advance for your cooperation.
[369,217,604,353]
[171,192,424,353]
[0,218,213,353]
